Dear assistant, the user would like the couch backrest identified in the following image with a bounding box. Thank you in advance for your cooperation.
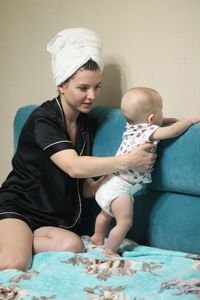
[14,105,200,197]
[14,105,38,152]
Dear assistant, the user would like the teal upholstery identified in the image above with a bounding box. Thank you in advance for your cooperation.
[14,105,38,152]
[150,127,200,195]
[14,105,200,254]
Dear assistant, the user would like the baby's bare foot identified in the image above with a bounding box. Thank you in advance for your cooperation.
[90,235,104,246]
[103,248,120,258]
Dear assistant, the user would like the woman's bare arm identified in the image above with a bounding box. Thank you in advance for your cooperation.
[50,143,156,178]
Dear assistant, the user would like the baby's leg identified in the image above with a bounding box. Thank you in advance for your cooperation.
[91,210,112,246]
[104,194,133,258]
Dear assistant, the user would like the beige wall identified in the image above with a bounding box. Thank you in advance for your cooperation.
[1,0,200,185]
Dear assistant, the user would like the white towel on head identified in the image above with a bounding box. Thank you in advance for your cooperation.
[47,27,104,86]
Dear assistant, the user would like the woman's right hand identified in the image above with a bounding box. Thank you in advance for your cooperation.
[122,143,157,173]
[51,143,157,179]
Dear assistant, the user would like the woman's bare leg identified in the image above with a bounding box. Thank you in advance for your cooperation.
[33,226,85,254]
[0,219,33,271]
[91,210,112,246]
[104,195,133,258]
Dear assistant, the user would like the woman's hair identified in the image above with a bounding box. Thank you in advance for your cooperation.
[81,59,100,71]
[61,59,100,85]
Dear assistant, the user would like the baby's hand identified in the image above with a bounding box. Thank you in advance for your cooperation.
[190,118,200,124]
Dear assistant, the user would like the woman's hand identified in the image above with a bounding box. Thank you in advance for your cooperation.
[122,143,157,173]
[82,176,107,198]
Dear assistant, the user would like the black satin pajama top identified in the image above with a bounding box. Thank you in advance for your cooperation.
[0,97,96,231]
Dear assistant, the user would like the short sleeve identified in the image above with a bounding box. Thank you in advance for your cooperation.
[142,124,160,142]
[34,116,73,157]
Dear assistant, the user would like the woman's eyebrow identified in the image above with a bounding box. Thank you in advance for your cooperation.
[78,81,102,86]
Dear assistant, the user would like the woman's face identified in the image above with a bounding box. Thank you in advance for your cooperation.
[59,69,102,115]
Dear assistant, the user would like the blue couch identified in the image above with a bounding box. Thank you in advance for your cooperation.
[0,104,198,299]
[14,104,200,255]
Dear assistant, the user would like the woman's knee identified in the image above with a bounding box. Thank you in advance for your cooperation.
[0,253,31,271]
[34,226,86,253]
[0,219,33,271]
[59,235,86,253]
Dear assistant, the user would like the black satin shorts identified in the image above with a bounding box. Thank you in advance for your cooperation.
[0,210,81,233]
[0,210,61,231]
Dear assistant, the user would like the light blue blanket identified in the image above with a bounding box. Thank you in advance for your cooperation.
[0,238,200,299]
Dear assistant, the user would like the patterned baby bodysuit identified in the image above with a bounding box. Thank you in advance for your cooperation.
[115,122,159,184]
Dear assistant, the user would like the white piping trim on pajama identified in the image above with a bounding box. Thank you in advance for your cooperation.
[43,140,72,151]
[59,134,86,229]
[56,97,65,123]
[59,179,82,229]
[0,211,31,223]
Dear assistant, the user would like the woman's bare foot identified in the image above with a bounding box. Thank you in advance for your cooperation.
[90,234,104,246]
[103,248,120,258]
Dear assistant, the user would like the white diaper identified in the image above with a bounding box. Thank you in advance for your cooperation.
[95,174,142,216]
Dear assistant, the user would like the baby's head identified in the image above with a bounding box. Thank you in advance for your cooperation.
[121,87,163,125]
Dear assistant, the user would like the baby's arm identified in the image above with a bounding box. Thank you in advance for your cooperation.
[162,117,179,124]
[151,118,200,140]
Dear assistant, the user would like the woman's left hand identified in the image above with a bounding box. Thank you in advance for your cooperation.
[82,176,107,198]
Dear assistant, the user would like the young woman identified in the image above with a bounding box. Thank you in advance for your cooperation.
[0,28,156,271]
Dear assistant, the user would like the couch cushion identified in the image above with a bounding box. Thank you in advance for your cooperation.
[147,190,200,254]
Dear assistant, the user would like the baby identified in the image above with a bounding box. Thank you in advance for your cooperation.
[91,87,200,258]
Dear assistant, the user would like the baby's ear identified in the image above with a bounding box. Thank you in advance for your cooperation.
[147,113,154,124]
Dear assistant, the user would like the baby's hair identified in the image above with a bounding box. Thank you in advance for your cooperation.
[121,87,162,123]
